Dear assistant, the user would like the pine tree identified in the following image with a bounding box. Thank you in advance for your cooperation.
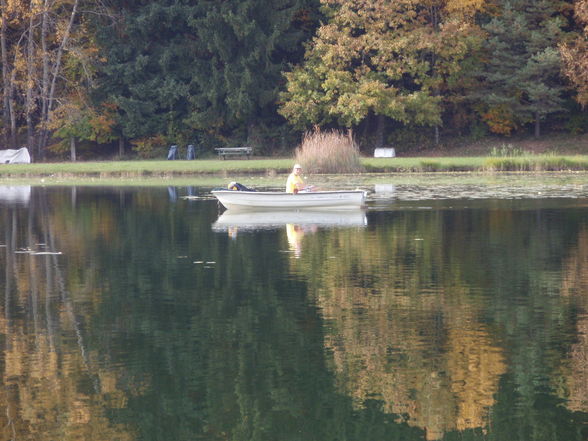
[97,0,318,150]
[187,0,317,147]
[478,0,568,137]
[96,0,200,143]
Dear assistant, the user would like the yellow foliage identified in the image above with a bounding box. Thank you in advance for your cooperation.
[446,0,487,14]
[131,135,168,159]
[559,228,588,412]
[48,98,116,145]
[560,0,588,107]
[482,105,517,135]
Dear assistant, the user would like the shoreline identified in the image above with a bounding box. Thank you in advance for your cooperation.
[1,170,588,191]
[3,154,588,179]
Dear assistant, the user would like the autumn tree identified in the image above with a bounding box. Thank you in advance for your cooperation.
[280,0,440,144]
[48,99,117,161]
[0,0,110,157]
[279,0,489,148]
[560,0,588,107]
[0,0,27,149]
[419,0,487,143]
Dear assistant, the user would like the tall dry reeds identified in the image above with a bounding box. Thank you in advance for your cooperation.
[294,128,364,174]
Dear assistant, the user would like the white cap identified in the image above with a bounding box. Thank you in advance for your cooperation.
[293,164,302,170]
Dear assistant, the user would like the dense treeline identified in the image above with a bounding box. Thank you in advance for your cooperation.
[1,0,587,160]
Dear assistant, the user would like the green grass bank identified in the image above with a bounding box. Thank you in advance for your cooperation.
[2,154,588,179]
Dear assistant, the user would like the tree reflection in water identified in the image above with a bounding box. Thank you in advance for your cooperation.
[0,187,586,441]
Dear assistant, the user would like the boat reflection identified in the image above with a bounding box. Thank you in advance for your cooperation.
[212,209,368,232]
[213,209,367,258]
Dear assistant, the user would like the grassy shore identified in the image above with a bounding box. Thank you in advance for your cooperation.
[2,154,588,179]
[363,155,588,172]
[0,158,294,177]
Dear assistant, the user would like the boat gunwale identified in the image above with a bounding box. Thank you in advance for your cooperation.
[211,189,366,196]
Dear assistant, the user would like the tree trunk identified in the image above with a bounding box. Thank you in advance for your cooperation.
[535,112,541,138]
[9,66,17,149]
[70,137,76,161]
[39,0,50,154]
[361,112,371,144]
[25,7,36,155]
[374,114,386,148]
[434,126,440,145]
[347,128,353,145]
[1,0,11,147]
[39,0,80,152]
[247,122,261,150]
[118,137,125,157]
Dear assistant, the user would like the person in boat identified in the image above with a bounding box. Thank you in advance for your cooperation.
[286,164,315,193]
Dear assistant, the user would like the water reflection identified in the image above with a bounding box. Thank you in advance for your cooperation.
[168,185,198,202]
[286,223,312,258]
[288,203,588,439]
[213,209,367,257]
[0,187,587,441]
[212,209,368,230]
[0,185,30,205]
[0,187,135,440]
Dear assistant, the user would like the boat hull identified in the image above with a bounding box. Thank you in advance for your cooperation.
[212,190,366,211]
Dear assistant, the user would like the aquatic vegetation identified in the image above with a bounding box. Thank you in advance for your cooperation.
[483,156,588,172]
[294,129,363,174]
[489,143,530,157]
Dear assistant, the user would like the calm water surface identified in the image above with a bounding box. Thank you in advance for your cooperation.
[0,185,587,441]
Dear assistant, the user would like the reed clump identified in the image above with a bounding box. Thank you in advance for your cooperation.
[489,143,530,157]
[483,155,588,171]
[294,129,364,174]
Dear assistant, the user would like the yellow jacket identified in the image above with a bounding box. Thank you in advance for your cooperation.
[286,173,304,193]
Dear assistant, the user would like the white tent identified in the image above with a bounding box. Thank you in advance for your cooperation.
[0,147,31,164]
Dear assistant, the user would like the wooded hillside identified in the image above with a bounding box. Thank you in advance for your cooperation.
[1,0,587,160]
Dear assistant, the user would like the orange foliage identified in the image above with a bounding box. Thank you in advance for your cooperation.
[482,105,516,135]
[560,0,588,107]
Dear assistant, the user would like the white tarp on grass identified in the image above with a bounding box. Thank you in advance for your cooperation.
[374,148,396,158]
[0,147,31,164]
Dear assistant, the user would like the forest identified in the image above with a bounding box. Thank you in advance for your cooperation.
[1,0,588,160]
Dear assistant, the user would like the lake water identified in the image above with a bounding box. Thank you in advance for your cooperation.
[0,184,587,441]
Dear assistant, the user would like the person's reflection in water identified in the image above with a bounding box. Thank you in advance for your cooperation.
[228,226,238,240]
[286,224,318,258]
[286,224,304,258]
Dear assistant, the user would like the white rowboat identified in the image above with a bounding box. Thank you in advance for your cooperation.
[212,190,367,211]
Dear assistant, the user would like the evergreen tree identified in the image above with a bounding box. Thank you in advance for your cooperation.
[477,0,568,137]
[186,0,318,148]
[96,0,201,144]
[96,0,318,152]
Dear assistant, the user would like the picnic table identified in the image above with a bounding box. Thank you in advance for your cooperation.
[214,147,253,159]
